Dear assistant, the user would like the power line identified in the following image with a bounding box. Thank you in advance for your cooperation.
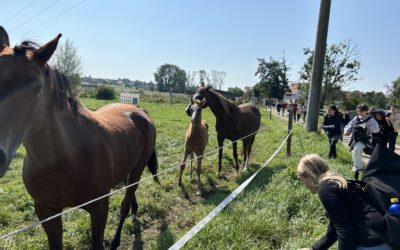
[20,0,88,38]
[10,0,61,33]
[3,0,37,25]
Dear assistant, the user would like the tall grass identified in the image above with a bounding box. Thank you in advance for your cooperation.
[0,99,353,249]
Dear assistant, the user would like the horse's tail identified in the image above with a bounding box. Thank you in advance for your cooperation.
[148,149,161,185]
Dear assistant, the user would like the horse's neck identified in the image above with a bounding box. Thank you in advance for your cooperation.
[23,102,89,169]
[207,92,233,125]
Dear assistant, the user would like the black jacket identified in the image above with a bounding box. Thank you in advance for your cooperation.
[312,180,386,250]
[322,115,342,137]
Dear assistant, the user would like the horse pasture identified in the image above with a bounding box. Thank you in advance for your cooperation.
[0,96,354,249]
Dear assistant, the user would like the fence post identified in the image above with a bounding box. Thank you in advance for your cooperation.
[287,108,293,157]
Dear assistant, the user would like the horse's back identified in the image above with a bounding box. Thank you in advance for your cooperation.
[239,103,261,124]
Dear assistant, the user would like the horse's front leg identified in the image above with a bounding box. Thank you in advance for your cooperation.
[217,136,224,174]
[86,199,109,250]
[34,202,63,250]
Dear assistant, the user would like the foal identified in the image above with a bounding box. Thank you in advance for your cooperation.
[179,98,209,195]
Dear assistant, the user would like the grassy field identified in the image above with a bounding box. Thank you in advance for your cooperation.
[0,95,355,249]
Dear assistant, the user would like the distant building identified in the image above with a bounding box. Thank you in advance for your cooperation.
[284,82,304,102]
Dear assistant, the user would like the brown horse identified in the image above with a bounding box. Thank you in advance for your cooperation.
[189,86,261,173]
[0,27,159,249]
[179,98,209,195]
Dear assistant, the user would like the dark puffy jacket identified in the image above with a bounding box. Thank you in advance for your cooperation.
[322,114,342,137]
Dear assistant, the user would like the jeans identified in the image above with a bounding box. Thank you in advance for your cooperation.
[356,243,392,250]
[352,141,366,171]
[328,135,340,158]
[388,132,398,152]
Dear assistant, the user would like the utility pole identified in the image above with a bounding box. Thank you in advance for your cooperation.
[306,0,331,131]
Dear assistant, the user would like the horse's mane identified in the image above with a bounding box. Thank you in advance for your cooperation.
[207,89,239,117]
[14,41,81,116]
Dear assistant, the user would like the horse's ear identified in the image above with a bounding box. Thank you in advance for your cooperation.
[0,26,10,47]
[34,34,62,63]
[205,85,212,91]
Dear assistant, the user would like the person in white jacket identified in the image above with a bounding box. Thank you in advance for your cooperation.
[344,104,379,180]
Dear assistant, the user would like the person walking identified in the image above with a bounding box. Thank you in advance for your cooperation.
[322,105,342,159]
[387,105,400,152]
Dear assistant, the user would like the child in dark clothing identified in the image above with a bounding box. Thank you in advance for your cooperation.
[371,109,392,148]
[322,105,342,158]
[297,154,390,250]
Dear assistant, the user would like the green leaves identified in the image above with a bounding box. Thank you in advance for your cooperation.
[255,56,290,99]
[154,64,188,93]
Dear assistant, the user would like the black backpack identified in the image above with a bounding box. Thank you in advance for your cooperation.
[349,115,375,155]
[361,144,400,248]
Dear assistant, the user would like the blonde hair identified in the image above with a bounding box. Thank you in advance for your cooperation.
[297,154,347,190]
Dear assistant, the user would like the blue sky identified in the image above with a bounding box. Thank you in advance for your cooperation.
[2,0,400,92]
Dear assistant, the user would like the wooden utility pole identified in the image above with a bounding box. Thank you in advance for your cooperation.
[306,0,331,131]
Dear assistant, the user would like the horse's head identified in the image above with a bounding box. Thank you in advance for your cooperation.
[185,85,211,118]
[0,26,61,177]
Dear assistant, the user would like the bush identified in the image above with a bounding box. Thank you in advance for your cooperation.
[95,86,116,100]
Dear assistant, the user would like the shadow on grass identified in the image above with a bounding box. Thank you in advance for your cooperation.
[131,221,143,250]
[154,221,175,250]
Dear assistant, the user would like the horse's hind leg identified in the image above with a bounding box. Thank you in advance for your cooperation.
[111,174,141,250]
[232,141,239,172]
[34,202,63,250]
[245,136,256,170]
[241,139,249,170]
[86,199,109,250]
[130,194,138,221]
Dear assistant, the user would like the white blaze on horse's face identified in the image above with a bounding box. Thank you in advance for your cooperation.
[0,27,61,177]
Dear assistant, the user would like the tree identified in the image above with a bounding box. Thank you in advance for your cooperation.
[227,87,244,97]
[387,76,400,106]
[198,70,207,86]
[51,39,82,90]
[209,70,226,90]
[154,64,187,93]
[255,56,289,99]
[299,39,361,105]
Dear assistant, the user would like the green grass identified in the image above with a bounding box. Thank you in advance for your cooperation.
[0,98,354,249]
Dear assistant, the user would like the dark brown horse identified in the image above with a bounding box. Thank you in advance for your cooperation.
[188,86,261,173]
[0,27,159,249]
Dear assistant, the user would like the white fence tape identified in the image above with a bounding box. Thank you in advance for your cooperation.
[169,130,292,250]
[0,126,269,240]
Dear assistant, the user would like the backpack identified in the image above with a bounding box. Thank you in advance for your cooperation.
[360,144,400,248]
[349,116,375,155]
[352,115,372,143]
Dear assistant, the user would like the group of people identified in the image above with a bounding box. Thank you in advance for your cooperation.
[322,104,400,180]
[266,99,307,122]
[297,104,400,250]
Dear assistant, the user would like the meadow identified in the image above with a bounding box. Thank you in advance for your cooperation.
[0,94,355,250]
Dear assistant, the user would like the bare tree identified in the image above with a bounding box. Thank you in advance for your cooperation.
[51,39,82,90]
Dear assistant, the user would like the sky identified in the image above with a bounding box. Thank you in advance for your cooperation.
[2,0,400,92]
